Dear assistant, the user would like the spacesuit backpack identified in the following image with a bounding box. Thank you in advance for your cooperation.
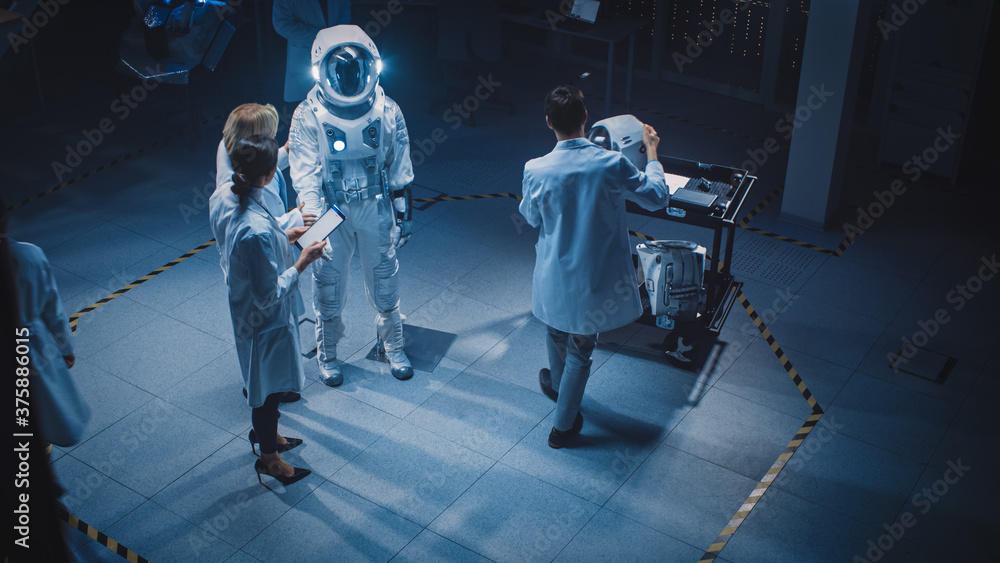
[637,240,707,329]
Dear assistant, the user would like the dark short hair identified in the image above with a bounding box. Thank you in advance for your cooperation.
[545,86,586,134]
[230,135,279,196]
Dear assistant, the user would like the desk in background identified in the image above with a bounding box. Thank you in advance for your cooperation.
[499,7,648,117]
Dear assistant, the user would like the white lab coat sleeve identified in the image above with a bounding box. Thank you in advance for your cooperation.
[241,232,300,310]
[273,0,322,46]
[216,140,232,190]
[38,253,74,356]
[621,157,670,211]
[289,104,325,217]
[385,101,414,190]
[277,145,290,171]
[277,209,305,230]
[519,168,541,228]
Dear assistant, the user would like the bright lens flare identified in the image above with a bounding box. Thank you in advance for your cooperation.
[333,140,346,152]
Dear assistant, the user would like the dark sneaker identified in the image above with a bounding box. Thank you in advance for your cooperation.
[538,369,559,402]
[547,412,584,449]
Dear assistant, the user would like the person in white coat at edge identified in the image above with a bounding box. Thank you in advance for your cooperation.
[7,232,91,449]
[211,103,318,404]
[289,25,415,386]
[273,0,352,104]
[214,135,326,488]
[519,86,670,449]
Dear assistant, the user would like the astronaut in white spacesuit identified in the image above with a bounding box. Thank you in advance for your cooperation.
[289,25,414,386]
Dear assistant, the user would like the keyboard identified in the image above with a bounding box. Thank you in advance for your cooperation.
[683,177,734,199]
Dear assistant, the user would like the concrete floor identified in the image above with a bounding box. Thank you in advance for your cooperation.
[3,6,998,562]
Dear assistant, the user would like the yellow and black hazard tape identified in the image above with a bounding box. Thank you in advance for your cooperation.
[59,507,150,563]
[832,227,861,257]
[7,140,170,212]
[628,229,655,242]
[697,289,825,562]
[736,290,821,413]
[698,411,824,562]
[412,192,521,204]
[69,239,217,332]
[737,185,783,228]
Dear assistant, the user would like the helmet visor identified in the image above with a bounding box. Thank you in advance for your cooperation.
[324,46,376,98]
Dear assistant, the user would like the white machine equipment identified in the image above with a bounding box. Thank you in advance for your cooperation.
[587,114,648,169]
[636,241,707,330]
[589,114,710,331]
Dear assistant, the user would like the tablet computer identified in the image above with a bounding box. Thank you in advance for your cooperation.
[295,205,346,250]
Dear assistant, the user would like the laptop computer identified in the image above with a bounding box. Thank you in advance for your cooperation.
[557,0,601,32]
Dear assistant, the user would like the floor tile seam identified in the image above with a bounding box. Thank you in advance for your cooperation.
[418,458,505,552]
[127,295,232,343]
[444,279,535,317]
[59,450,154,527]
[683,384,810,427]
[52,233,171,288]
[437,314,535,369]
[105,207,211,247]
[421,217,521,252]
[922,399,976,471]
[136,425,247,496]
[836,252,929,283]
[705,381,818,422]
[593,442,662,510]
[848,367,966,410]
[315,474,432,534]
[492,460,605,515]
[61,390,160,456]
[598,503,728,558]
[142,496,244,555]
[807,411,945,467]
[328,384,414,422]
[140,345,233,398]
[62,499,154,561]
[65,391,238,484]
[770,285,892,330]
[547,505,603,563]
[654,434,795,485]
[764,338,863,375]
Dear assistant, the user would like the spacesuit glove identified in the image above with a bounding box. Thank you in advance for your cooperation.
[320,240,334,261]
[391,221,412,249]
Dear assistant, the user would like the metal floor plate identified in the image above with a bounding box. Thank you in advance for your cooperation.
[730,231,827,291]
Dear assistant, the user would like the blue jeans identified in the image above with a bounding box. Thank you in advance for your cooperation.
[546,325,598,431]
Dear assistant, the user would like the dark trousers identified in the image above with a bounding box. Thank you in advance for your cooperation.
[251,393,283,454]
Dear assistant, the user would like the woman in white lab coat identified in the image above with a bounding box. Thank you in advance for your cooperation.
[211,103,316,281]
[222,135,326,487]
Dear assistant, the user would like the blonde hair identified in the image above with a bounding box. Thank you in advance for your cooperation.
[222,103,280,155]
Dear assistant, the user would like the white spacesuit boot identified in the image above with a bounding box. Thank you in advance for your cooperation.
[315,315,345,387]
[289,25,415,386]
[376,307,412,380]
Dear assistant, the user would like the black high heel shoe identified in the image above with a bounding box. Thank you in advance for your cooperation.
[254,458,311,489]
[248,429,303,456]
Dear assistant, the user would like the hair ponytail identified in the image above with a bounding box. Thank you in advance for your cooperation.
[231,172,253,196]
[229,135,279,197]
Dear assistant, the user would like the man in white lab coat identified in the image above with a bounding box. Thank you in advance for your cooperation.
[273,0,352,103]
[519,86,670,448]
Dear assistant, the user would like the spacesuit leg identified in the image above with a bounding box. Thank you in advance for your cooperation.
[313,218,355,386]
[357,196,412,380]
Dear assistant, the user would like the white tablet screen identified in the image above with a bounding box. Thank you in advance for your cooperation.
[296,206,345,249]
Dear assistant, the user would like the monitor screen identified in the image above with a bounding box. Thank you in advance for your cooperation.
[570,0,600,23]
